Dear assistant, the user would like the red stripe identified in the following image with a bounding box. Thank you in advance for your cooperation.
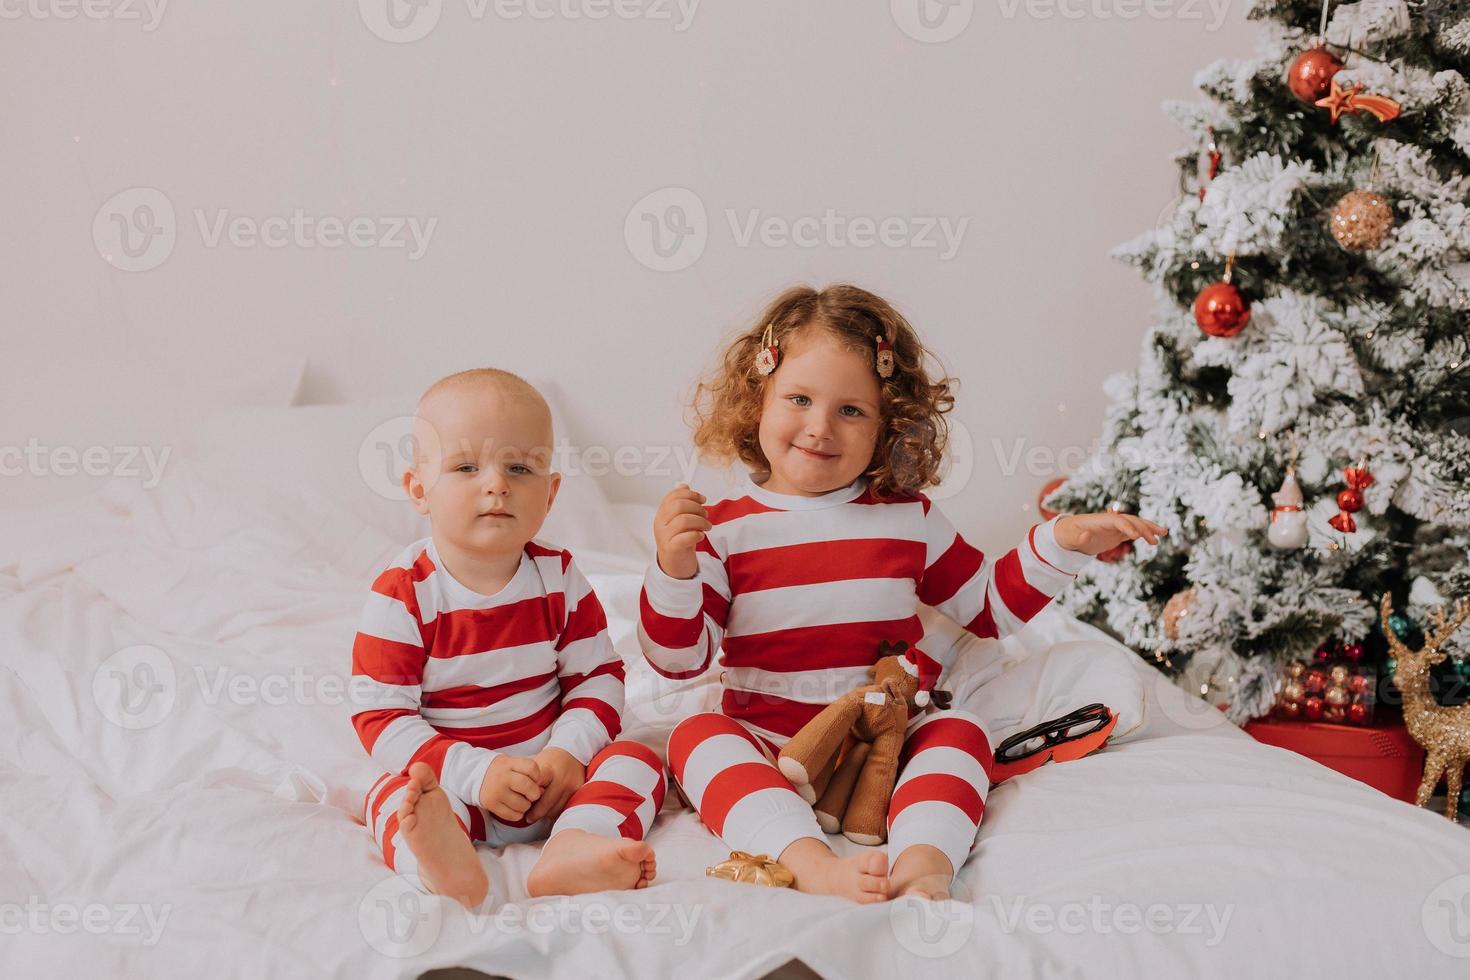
[667,713,767,776]
[565,780,644,833]
[901,716,994,781]
[352,633,426,686]
[706,496,781,525]
[965,599,998,639]
[561,697,622,741]
[639,588,704,649]
[699,761,797,835]
[369,773,409,832]
[702,585,730,626]
[429,698,561,750]
[588,740,662,780]
[887,773,985,826]
[559,659,625,694]
[994,550,1050,621]
[352,707,417,753]
[524,541,563,560]
[726,538,925,593]
[428,597,558,656]
[381,812,402,869]
[561,595,608,646]
[467,805,486,842]
[421,670,556,710]
[918,535,984,606]
[407,735,455,775]
[721,688,825,739]
[720,618,923,672]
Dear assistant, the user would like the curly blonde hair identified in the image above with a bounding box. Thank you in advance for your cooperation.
[690,284,957,500]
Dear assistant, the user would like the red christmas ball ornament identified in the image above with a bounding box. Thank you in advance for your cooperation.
[1304,669,1326,694]
[1194,281,1251,338]
[1347,701,1369,724]
[1328,461,1374,535]
[1096,540,1133,563]
[1336,488,1364,513]
[1312,643,1333,663]
[1304,695,1324,721]
[1348,674,1370,695]
[1341,642,1364,664]
[1287,45,1343,103]
[1038,478,1066,520]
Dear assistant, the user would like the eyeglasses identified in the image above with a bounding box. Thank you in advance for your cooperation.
[991,703,1117,783]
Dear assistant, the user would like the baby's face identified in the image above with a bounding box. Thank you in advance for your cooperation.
[757,330,882,496]
[405,387,560,557]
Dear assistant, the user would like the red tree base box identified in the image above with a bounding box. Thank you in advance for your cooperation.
[1242,717,1425,803]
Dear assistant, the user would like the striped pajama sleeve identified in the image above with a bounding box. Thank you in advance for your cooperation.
[637,539,731,681]
[543,557,626,766]
[349,566,498,809]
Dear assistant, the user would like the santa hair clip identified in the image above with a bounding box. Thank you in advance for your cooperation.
[754,321,781,376]
[875,335,895,379]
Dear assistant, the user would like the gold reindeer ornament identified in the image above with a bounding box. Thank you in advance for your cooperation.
[1380,593,1470,821]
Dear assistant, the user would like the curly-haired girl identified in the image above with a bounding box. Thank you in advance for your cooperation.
[638,283,1166,902]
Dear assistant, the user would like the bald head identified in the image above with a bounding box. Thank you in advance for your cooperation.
[412,369,555,473]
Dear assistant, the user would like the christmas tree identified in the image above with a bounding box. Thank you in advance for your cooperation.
[1046,0,1470,722]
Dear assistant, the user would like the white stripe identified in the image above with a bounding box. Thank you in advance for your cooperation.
[551,803,626,839]
[350,676,422,712]
[556,633,615,675]
[358,591,423,646]
[678,732,764,803]
[423,685,559,727]
[726,578,919,636]
[1016,542,1074,595]
[894,745,988,797]
[420,639,558,690]
[720,501,926,553]
[370,714,436,770]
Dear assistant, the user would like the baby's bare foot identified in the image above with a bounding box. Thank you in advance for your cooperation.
[888,844,953,901]
[779,838,889,904]
[526,829,656,897]
[398,762,489,909]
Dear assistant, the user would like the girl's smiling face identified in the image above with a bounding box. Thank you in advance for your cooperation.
[757,329,882,497]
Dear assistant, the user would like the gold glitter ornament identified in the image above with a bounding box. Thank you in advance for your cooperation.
[705,851,795,888]
[1329,189,1394,251]
[1381,594,1470,821]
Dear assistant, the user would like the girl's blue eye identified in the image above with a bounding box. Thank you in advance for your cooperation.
[839,405,863,417]
[789,395,811,407]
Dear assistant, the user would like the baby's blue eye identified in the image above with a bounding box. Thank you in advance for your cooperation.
[508,465,531,475]
[456,464,477,473]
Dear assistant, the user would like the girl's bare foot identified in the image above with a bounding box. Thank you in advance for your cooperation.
[398,762,489,909]
[778,837,890,904]
[888,844,953,900]
[526,829,656,897]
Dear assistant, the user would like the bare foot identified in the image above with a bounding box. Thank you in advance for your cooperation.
[526,829,656,897]
[888,844,953,900]
[398,762,489,909]
[778,837,890,904]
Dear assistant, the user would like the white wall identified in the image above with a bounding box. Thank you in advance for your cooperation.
[3,0,1257,541]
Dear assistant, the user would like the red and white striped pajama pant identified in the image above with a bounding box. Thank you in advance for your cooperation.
[364,740,667,885]
[667,708,993,879]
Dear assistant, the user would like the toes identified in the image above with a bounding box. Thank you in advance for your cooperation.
[858,851,888,876]
[407,762,438,791]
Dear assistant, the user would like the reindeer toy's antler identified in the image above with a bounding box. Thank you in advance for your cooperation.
[1379,593,1470,821]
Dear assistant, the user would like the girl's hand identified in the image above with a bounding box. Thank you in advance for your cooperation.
[1053,512,1168,556]
[654,484,710,580]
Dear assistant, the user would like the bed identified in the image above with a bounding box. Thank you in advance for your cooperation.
[4,394,1469,979]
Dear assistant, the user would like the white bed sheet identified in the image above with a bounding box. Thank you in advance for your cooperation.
[3,464,1469,980]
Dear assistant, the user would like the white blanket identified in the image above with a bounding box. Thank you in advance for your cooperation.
[4,462,1470,980]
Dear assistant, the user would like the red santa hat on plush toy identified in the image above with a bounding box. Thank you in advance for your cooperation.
[897,644,943,707]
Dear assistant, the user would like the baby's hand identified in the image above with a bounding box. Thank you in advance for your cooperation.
[1054,512,1168,555]
[478,755,543,822]
[523,746,586,824]
[654,484,710,580]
